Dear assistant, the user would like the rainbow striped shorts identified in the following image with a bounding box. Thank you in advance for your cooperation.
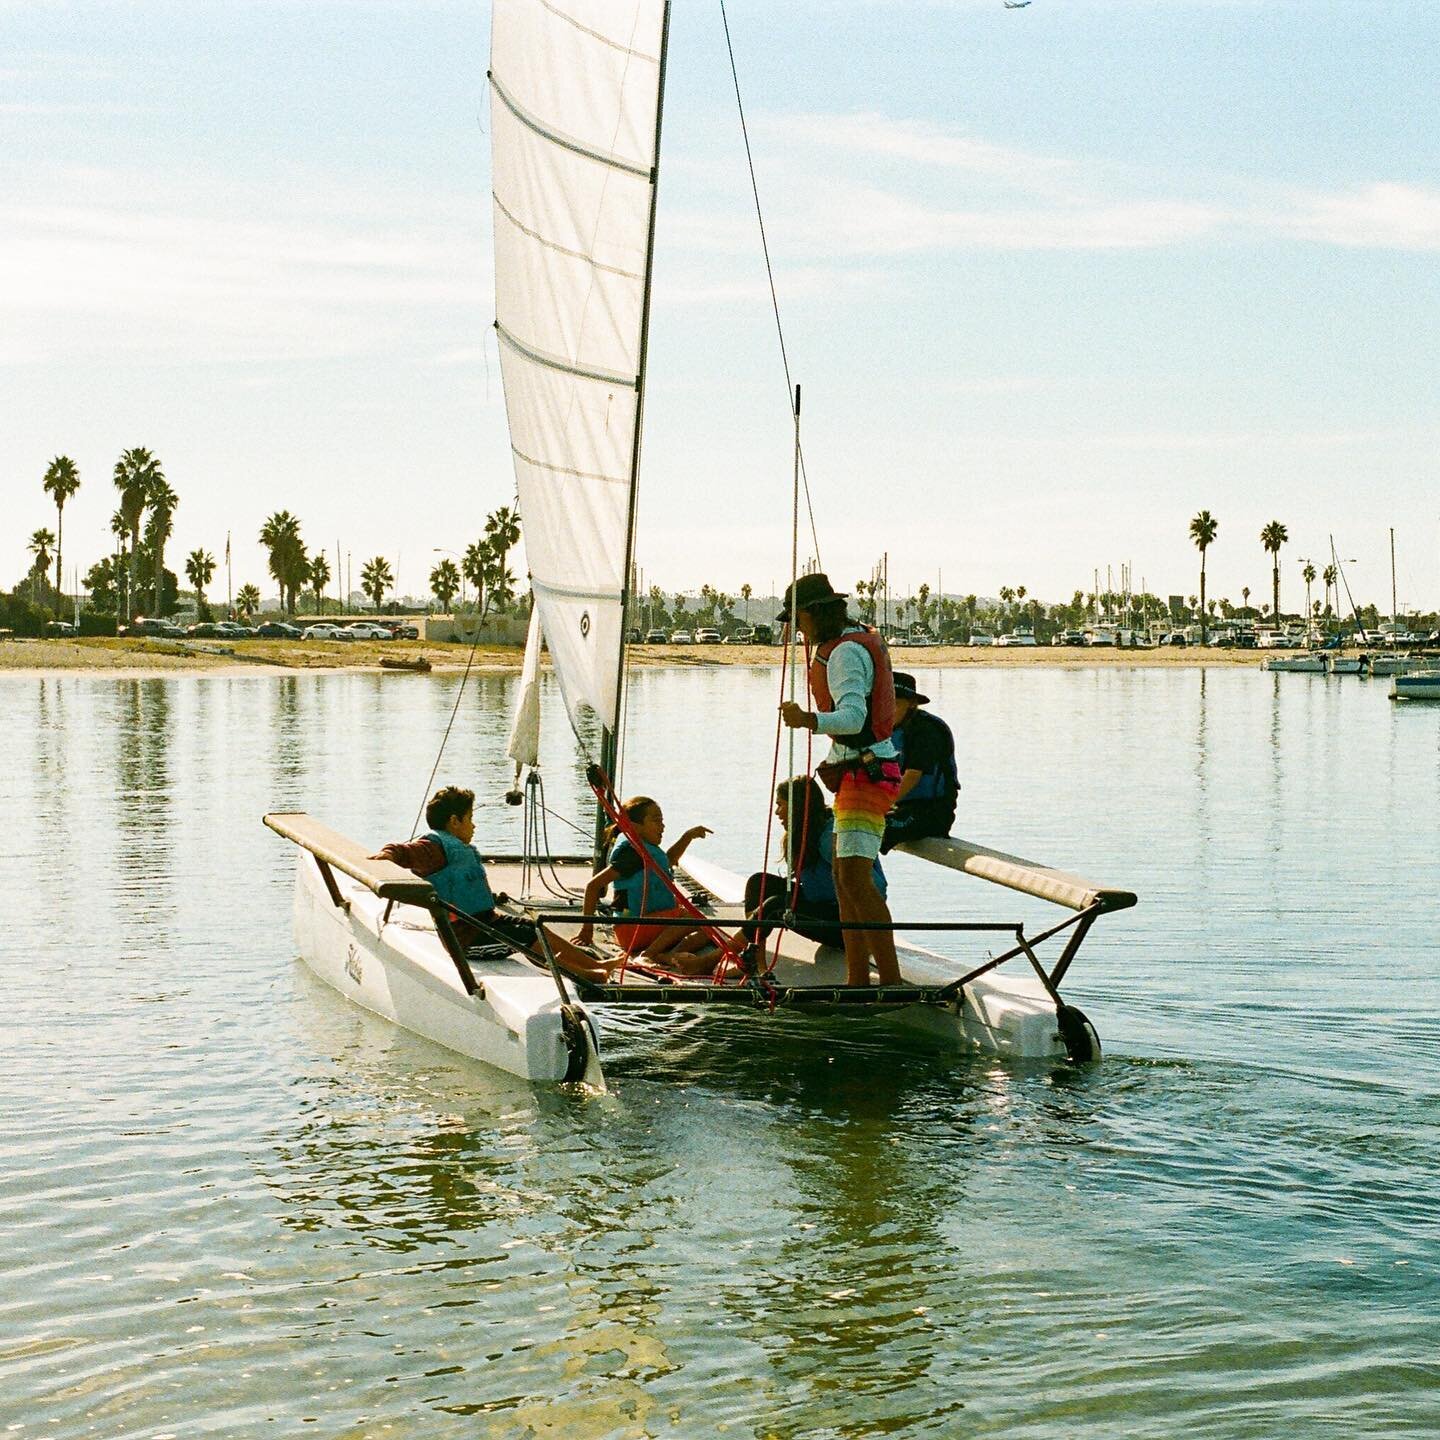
[832,761,902,861]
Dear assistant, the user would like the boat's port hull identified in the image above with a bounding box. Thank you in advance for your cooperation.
[293,856,588,1083]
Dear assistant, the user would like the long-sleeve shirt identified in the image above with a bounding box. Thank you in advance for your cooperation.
[814,631,899,762]
[374,837,446,876]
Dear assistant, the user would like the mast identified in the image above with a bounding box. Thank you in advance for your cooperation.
[595,0,673,863]
[1390,527,1398,629]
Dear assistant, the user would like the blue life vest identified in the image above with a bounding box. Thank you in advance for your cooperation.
[425,829,496,917]
[794,815,887,901]
[893,709,959,807]
[608,837,677,917]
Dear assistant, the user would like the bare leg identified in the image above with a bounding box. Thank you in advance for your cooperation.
[835,857,901,986]
[536,926,612,981]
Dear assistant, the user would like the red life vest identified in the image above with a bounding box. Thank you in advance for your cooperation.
[809,626,895,747]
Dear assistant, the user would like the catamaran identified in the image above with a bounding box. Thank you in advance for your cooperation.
[265,0,1136,1087]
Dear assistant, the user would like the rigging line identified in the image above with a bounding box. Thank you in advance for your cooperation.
[718,0,822,566]
[408,625,487,840]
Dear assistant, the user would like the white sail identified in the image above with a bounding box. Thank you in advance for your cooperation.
[489,0,666,743]
[506,602,544,772]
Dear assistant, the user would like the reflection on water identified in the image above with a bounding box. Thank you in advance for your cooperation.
[2,667,1438,1438]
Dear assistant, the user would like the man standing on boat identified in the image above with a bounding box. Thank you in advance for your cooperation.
[881,672,959,854]
[778,573,903,987]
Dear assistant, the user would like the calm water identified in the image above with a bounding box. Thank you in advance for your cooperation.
[3,665,1438,1438]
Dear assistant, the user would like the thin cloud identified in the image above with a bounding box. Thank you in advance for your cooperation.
[1281,182,1440,251]
[772,111,1071,190]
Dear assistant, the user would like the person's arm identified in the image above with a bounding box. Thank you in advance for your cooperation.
[576,865,618,946]
[813,642,872,736]
[666,825,712,865]
[371,837,445,875]
[894,769,924,804]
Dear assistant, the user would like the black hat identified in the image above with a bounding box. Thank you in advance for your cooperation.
[893,671,930,704]
[776,572,848,622]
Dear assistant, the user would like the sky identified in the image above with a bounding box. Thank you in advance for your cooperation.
[4,0,1439,616]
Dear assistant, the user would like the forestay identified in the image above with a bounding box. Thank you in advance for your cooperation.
[489,0,666,740]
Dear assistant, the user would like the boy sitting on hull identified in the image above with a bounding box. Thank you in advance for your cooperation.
[375,785,607,981]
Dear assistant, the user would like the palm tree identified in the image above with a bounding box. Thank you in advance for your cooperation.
[740,582,752,623]
[28,528,56,603]
[308,551,332,616]
[484,558,517,618]
[113,448,163,621]
[462,540,490,618]
[185,548,216,619]
[485,504,521,553]
[361,556,394,612]
[42,456,80,602]
[259,511,306,615]
[1241,585,1251,615]
[235,583,261,619]
[145,478,179,613]
[429,558,460,613]
[1301,561,1317,634]
[1189,509,1219,644]
[1261,521,1289,624]
[1322,563,1338,621]
[109,510,130,618]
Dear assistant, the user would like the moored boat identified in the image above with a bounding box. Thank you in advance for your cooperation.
[1391,669,1440,701]
[1264,653,1327,673]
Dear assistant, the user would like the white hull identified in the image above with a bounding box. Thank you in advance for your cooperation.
[283,844,1092,1085]
[1392,672,1440,701]
[1264,654,1326,673]
[1369,654,1413,677]
[1326,655,1366,675]
[292,855,593,1084]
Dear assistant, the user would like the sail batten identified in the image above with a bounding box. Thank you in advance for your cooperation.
[495,320,638,389]
[491,0,667,740]
[489,72,655,179]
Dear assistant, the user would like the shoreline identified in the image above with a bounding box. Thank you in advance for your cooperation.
[4,636,1288,677]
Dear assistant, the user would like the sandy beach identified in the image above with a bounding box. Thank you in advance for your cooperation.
[1,635,1270,676]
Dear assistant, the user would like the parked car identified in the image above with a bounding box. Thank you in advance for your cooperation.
[731,627,756,644]
[345,622,394,640]
[186,622,222,638]
[752,624,775,645]
[624,628,642,644]
[969,633,994,647]
[695,628,722,644]
[305,623,344,640]
[645,628,668,644]
[377,621,420,640]
[670,630,693,644]
[212,621,251,637]
[43,620,76,637]
[1059,630,1086,647]
[128,616,184,637]
[257,621,302,639]
[1162,632,1188,647]
[997,631,1038,647]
